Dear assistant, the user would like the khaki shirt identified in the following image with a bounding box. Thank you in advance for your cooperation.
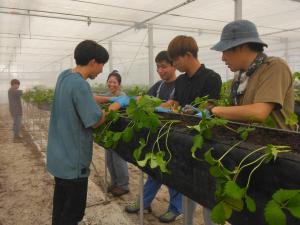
[239,56,295,131]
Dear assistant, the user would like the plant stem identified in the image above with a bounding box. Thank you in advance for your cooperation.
[236,146,267,172]
[165,121,176,163]
[234,153,268,181]
[151,121,172,153]
[218,141,243,162]
[246,156,268,189]
[224,124,239,134]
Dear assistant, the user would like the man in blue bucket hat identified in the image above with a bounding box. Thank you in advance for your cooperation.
[210,20,296,131]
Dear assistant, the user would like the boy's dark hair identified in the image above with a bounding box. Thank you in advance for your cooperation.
[168,35,198,60]
[11,79,20,86]
[107,70,122,84]
[74,40,109,66]
[155,51,173,65]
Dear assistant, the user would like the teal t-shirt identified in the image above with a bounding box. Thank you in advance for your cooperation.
[47,69,102,179]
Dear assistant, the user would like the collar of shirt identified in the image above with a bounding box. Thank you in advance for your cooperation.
[183,64,206,81]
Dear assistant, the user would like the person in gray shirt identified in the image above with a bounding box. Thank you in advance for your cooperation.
[104,70,130,197]
[8,79,23,142]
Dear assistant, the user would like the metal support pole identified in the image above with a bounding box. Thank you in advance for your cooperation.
[234,0,243,20]
[283,38,289,64]
[104,150,109,202]
[109,40,113,72]
[183,196,195,225]
[148,24,154,86]
[139,171,144,225]
[70,56,74,68]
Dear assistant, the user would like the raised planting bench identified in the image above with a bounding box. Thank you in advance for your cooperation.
[95,113,300,225]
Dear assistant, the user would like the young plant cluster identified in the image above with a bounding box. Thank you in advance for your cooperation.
[94,95,178,173]
[22,86,54,104]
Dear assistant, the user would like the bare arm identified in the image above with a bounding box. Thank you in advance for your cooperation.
[94,95,111,104]
[211,102,275,123]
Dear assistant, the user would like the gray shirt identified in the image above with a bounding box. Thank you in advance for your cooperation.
[8,88,23,116]
[104,90,126,97]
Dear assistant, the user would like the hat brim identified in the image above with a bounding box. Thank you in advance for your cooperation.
[211,37,268,52]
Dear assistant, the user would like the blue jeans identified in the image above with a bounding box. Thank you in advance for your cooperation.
[12,115,22,137]
[106,149,129,190]
[143,176,182,215]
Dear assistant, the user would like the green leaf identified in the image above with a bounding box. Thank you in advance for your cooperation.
[137,153,151,167]
[245,195,256,213]
[223,197,244,212]
[204,148,217,165]
[222,202,233,219]
[264,200,286,225]
[285,112,299,126]
[112,132,122,142]
[211,202,227,225]
[223,181,244,200]
[150,154,158,169]
[286,193,300,219]
[187,124,201,132]
[272,189,299,203]
[191,135,203,159]
[155,151,169,173]
[237,127,255,140]
[263,116,277,128]
[133,138,146,161]
[122,127,134,142]
[210,166,224,178]
[203,128,212,139]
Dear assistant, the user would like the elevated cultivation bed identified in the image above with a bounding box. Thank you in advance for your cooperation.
[95,113,300,225]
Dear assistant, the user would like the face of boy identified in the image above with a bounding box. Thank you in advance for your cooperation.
[172,55,188,73]
[12,84,20,89]
[89,59,104,79]
[156,61,176,81]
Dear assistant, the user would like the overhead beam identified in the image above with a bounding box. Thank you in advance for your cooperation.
[35,0,196,72]
[148,24,154,86]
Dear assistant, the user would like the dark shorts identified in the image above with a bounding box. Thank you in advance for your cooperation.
[52,177,88,225]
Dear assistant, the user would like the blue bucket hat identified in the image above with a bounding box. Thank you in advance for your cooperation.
[211,20,268,52]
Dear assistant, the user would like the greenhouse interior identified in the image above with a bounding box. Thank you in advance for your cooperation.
[0,0,300,225]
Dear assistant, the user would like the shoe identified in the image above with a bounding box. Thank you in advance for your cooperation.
[107,184,115,193]
[159,211,183,223]
[110,186,129,197]
[125,200,152,214]
[13,136,22,143]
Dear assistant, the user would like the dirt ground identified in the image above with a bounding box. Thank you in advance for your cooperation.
[0,104,208,225]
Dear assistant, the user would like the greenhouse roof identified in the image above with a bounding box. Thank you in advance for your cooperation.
[0,0,300,94]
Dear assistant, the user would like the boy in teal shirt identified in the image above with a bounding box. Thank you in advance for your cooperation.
[47,40,109,225]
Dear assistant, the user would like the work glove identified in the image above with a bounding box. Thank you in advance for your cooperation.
[182,105,200,114]
[109,96,137,108]
[182,105,212,118]
[154,106,172,113]
[195,109,211,118]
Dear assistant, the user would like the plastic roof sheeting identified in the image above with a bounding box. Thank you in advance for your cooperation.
[0,0,300,98]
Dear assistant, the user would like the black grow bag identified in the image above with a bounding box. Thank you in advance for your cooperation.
[95,113,300,225]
